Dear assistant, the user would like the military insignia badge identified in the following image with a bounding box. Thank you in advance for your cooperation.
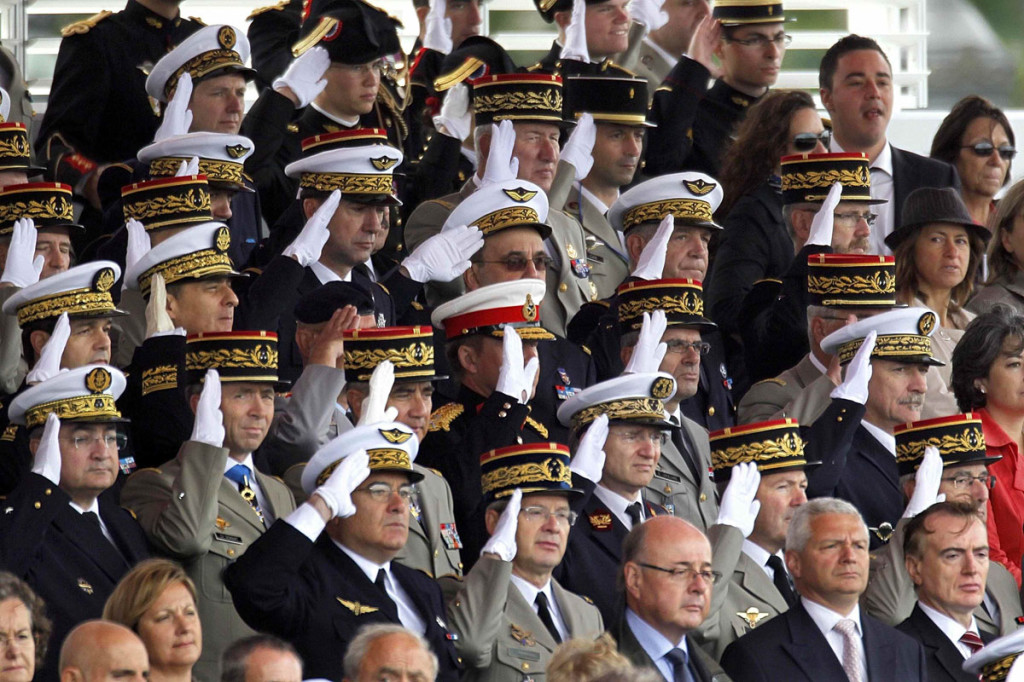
[570,258,591,278]
[85,367,112,393]
[917,311,937,335]
[226,144,251,159]
[215,517,231,530]
[566,243,578,259]
[215,225,232,252]
[119,456,136,475]
[379,428,413,444]
[77,578,94,595]
[558,368,571,385]
[737,608,770,628]
[370,156,398,171]
[93,267,116,293]
[555,385,579,400]
[521,294,538,322]
[510,624,536,646]
[650,376,674,399]
[588,510,613,531]
[218,25,236,49]
[870,521,894,543]
[503,187,537,202]
[684,178,716,196]
[337,598,378,615]
[440,522,462,549]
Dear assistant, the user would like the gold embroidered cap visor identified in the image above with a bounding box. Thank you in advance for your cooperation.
[780,152,887,206]
[432,280,555,341]
[893,412,997,477]
[284,143,403,206]
[616,278,716,333]
[3,261,128,325]
[609,172,725,233]
[821,307,944,367]
[301,420,423,495]
[9,364,128,428]
[121,175,215,231]
[806,253,899,308]
[480,442,583,502]
[709,418,818,483]
[124,222,244,296]
[470,73,574,128]
[145,24,255,102]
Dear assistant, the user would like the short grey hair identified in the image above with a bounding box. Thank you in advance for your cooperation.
[221,635,301,682]
[343,624,438,681]
[785,497,865,553]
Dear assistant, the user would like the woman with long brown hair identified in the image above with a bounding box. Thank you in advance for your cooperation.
[969,180,1024,315]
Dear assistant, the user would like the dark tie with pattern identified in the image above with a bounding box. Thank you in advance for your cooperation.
[664,647,694,682]
[626,502,643,528]
[766,554,798,607]
[535,592,562,643]
[960,631,984,655]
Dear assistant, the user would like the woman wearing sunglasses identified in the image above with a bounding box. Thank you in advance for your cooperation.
[930,95,1016,227]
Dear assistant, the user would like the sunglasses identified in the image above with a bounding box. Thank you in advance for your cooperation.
[792,130,832,153]
[476,254,554,272]
[961,142,1017,161]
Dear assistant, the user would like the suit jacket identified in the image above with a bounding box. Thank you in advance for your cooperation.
[0,473,150,681]
[224,520,461,681]
[121,440,296,682]
[720,601,928,682]
[646,416,718,530]
[968,269,1024,318]
[614,615,730,682]
[737,354,822,425]
[449,557,604,682]
[896,604,993,682]
[890,147,961,246]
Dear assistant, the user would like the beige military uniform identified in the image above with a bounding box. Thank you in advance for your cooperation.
[737,355,823,425]
[396,464,464,601]
[633,37,676,93]
[646,415,718,531]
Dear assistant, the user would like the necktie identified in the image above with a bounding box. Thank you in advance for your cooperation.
[766,554,798,607]
[670,424,703,484]
[374,568,388,595]
[960,631,984,656]
[626,502,643,528]
[833,618,862,682]
[663,647,693,682]
[225,464,265,525]
[535,592,562,644]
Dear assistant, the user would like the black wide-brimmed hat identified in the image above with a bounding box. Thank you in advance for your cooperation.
[885,186,992,250]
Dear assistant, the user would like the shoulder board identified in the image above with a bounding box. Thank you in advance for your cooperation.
[602,60,637,78]
[1,425,18,442]
[752,278,783,286]
[526,63,543,72]
[106,162,133,173]
[753,378,787,387]
[61,10,113,37]
[426,467,443,478]
[188,16,206,25]
[582,594,594,604]
[525,417,549,438]
[581,345,592,356]
[246,0,290,20]
[428,403,463,432]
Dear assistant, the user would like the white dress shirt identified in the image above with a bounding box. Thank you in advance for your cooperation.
[861,420,896,455]
[594,484,645,530]
[918,602,982,659]
[337,542,427,635]
[625,608,692,682]
[309,260,352,285]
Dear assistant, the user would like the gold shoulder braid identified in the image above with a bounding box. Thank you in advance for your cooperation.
[428,403,463,432]
[61,10,113,36]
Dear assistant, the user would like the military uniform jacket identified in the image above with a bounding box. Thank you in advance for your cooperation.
[449,558,603,682]
[647,415,718,530]
[614,616,730,682]
[737,354,822,425]
[121,440,296,682]
[224,520,461,681]
[0,474,150,680]
[896,605,995,682]
[395,464,464,595]
[407,131,477,215]
[531,337,597,445]
[633,37,675,93]
[246,0,302,92]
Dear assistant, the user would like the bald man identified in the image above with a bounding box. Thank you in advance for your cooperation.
[59,620,149,682]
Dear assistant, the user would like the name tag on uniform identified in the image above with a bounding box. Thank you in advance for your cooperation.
[214,532,244,545]
[440,523,462,549]
[654,469,682,483]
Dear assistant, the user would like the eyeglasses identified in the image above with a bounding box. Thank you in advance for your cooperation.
[961,142,1017,161]
[355,482,416,502]
[610,428,668,446]
[940,473,995,490]
[792,130,832,153]
[476,254,554,272]
[520,505,578,527]
[637,563,722,585]
[664,340,711,356]
[834,212,878,227]
[724,32,792,49]
[60,433,127,450]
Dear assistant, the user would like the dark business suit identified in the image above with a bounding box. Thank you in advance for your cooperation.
[890,147,961,229]
[896,604,993,682]
[720,600,928,682]
[614,615,730,682]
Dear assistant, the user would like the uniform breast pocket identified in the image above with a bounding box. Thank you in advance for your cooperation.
[495,644,546,680]
[193,552,234,603]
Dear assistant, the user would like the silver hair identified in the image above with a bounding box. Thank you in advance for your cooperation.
[342,624,438,681]
[785,497,866,553]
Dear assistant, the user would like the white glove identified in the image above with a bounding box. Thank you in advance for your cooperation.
[182,156,200,176]
[495,328,540,405]
[632,214,673,280]
[423,0,453,54]
[715,461,762,537]
[31,413,62,486]
[433,82,471,142]
[357,360,399,425]
[560,112,595,181]
[807,182,843,248]
[401,224,483,282]
[561,0,590,62]
[190,369,225,447]
[629,0,668,31]
[313,448,371,518]
[481,120,519,186]
[830,330,876,405]
[482,488,522,561]
[283,189,340,267]
[623,311,668,374]
[0,218,42,287]
[570,413,608,483]
[145,273,178,338]
[274,46,331,108]
[155,72,193,141]
[903,445,947,519]
[123,218,152,294]
[25,313,71,385]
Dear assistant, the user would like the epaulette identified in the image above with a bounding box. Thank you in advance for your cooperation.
[753,377,787,387]
[427,467,443,478]
[243,266,264,276]
[581,345,592,356]
[602,60,637,78]
[61,10,113,36]
[0,425,17,441]
[526,417,548,438]
[582,595,594,604]
[188,16,207,25]
[428,403,463,432]
[246,0,290,20]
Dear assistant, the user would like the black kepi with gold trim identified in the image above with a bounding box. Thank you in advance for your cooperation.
[557,371,676,432]
[9,363,128,428]
[293,0,401,64]
[432,279,555,342]
[285,129,402,205]
[710,418,816,483]
[124,222,241,297]
[807,254,897,308]
[480,442,582,502]
[121,175,214,232]
[472,73,570,128]
[964,627,1024,681]
[443,179,551,239]
[0,182,83,235]
[713,0,789,24]
[609,172,723,234]
[185,330,284,387]
[301,420,424,496]
[781,152,886,205]
[0,122,44,174]
[3,261,127,326]
[434,36,517,92]
[821,306,944,366]
[343,326,444,382]
[894,413,996,477]
[616,278,716,333]
[564,76,653,127]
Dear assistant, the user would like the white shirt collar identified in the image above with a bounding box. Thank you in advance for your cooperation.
[918,602,979,654]
[69,498,101,516]
[809,353,830,376]
[577,182,613,215]
[310,102,360,128]
[594,484,644,529]
[802,597,862,636]
[861,420,896,455]
[742,539,783,578]
[310,260,353,285]
[335,541,390,583]
[831,138,893,175]
[223,452,256,476]
[510,573,553,607]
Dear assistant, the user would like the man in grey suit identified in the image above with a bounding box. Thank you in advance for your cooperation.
[122,331,296,682]
[449,440,604,681]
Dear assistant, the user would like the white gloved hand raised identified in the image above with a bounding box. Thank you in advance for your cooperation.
[25,312,71,385]
[631,214,673,280]
[902,445,947,518]
[570,413,608,483]
[145,273,178,338]
[123,218,152,294]
[715,461,762,537]
[559,113,596,181]
[31,413,62,486]
[806,182,843,248]
[190,369,225,447]
[481,488,522,561]
[495,327,539,405]
[274,46,331,108]
[433,82,471,141]
[481,120,519,186]
[561,0,590,62]
[283,189,341,267]
[623,311,668,375]
[629,0,668,32]
[0,218,43,288]
[401,224,483,282]
[155,72,193,141]
[313,448,371,518]
[423,0,453,54]
[830,330,876,405]
[357,360,400,425]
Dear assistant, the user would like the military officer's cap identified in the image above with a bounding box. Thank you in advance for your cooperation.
[434,36,517,92]
[964,627,1024,681]
[147,25,257,102]
[609,172,723,234]
[185,330,287,388]
[285,130,403,206]
[807,254,898,308]
[137,134,255,193]
[616,278,716,333]
[293,0,401,64]
[713,0,790,25]
[294,281,376,324]
[894,413,997,477]
[885,186,991,250]
[343,326,445,383]
[121,175,214,233]
[480,442,583,502]
[471,74,572,128]
[442,179,551,239]
[557,371,677,430]
[564,76,654,127]
[0,183,84,235]
[10,364,128,428]
[710,418,817,483]
[533,0,615,23]
[432,279,555,342]
[780,152,886,206]
[124,222,241,297]
[821,306,944,367]
[302,420,424,495]
[4,261,128,327]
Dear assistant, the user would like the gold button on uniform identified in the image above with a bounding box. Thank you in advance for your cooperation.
[227,549,235,556]
[699,494,707,502]
[522,663,530,671]
[663,485,672,494]
[559,283,568,292]
[498,411,507,418]
[708,406,715,416]
[33,501,40,509]
[45,488,51,495]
